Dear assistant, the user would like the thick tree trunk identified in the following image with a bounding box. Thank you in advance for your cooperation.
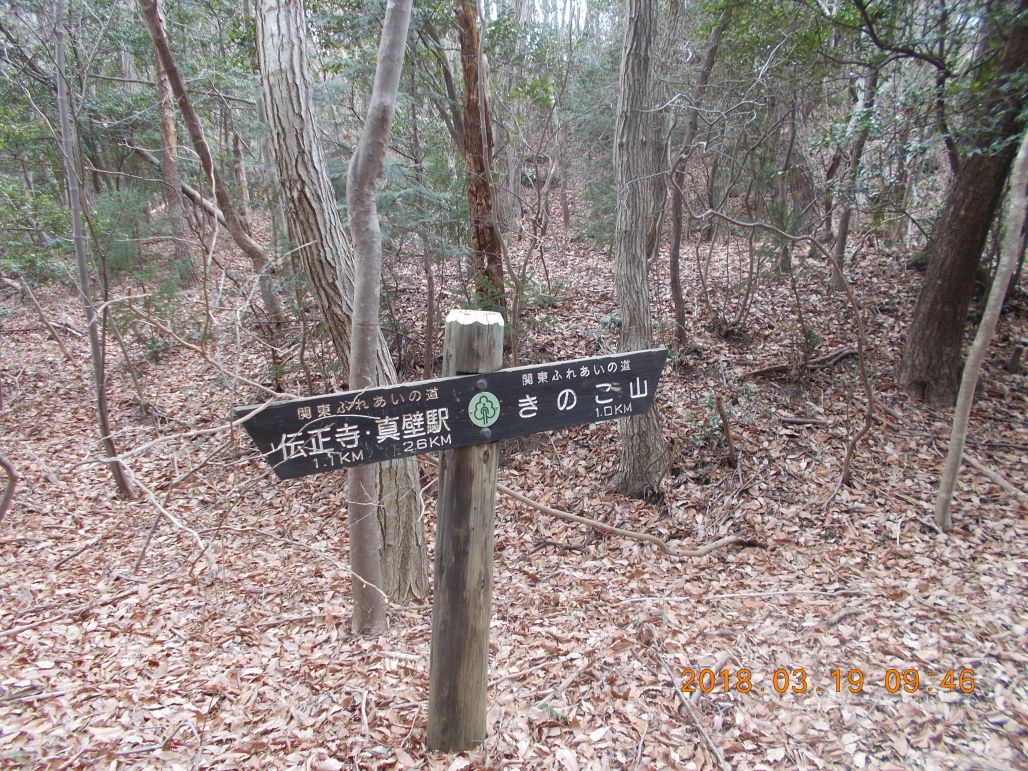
[456,0,506,310]
[897,8,1027,404]
[56,0,136,500]
[612,0,669,498]
[256,0,427,604]
[138,0,286,328]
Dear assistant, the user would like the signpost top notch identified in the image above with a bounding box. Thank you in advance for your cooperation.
[444,310,504,377]
[446,308,504,328]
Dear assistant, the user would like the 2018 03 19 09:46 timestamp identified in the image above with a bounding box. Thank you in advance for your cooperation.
[679,667,976,695]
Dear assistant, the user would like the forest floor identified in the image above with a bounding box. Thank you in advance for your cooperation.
[1,209,1026,770]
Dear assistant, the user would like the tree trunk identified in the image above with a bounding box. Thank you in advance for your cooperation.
[56,0,136,500]
[668,5,730,345]
[831,67,879,290]
[410,71,437,379]
[256,0,427,604]
[138,0,286,329]
[611,0,669,498]
[456,0,506,310]
[897,8,1027,404]
[934,129,1028,531]
[346,0,413,634]
[232,130,254,237]
[152,9,195,283]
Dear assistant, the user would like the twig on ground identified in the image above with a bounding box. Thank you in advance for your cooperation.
[0,452,19,521]
[820,606,862,628]
[499,480,755,557]
[691,651,736,703]
[648,643,730,771]
[743,346,857,378]
[0,578,176,639]
[964,453,1028,503]
[779,415,831,427]
[201,525,389,603]
[535,656,594,706]
[715,395,737,467]
[529,530,596,555]
[422,455,751,557]
[618,588,864,604]
[0,688,76,705]
[633,718,649,770]
[12,275,76,365]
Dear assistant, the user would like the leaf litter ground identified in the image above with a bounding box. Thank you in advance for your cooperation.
[1,216,1025,769]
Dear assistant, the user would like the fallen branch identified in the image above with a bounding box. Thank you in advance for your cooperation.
[743,345,857,379]
[418,457,757,557]
[11,275,76,365]
[715,395,737,467]
[648,643,730,771]
[691,651,735,703]
[0,688,76,705]
[964,453,1028,503]
[534,655,594,706]
[0,578,176,640]
[529,530,595,555]
[819,606,861,628]
[498,481,754,557]
[778,415,831,427]
[0,452,19,522]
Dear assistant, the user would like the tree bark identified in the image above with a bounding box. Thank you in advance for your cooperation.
[152,2,195,283]
[897,6,1027,404]
[256,0,427,604]
[668,5,730,345]
[138,0,286,328]
[934,129,1028,531]
[456,0,506,310]
[831,66,879,290]
[56,0,136,500]
[611,0,669,497]
[346,0,413,634]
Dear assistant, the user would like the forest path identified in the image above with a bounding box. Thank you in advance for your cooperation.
[1,216,1025,768]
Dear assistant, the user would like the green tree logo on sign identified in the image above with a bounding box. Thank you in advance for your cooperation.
[469,392,501,427]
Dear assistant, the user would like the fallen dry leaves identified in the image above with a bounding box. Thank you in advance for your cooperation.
[1,211,1026,769]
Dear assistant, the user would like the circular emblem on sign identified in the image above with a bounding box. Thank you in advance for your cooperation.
[468,392,501,427]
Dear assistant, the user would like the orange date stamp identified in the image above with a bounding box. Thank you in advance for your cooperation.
[679,667,975,695]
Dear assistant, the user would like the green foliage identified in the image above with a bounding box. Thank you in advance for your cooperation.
[0,180,69,280]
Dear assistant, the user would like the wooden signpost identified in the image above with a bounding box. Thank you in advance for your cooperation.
[236,309,668,752]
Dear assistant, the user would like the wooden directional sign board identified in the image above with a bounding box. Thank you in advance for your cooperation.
[235,348,667,479]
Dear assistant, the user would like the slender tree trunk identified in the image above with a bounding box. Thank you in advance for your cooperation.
[456,0,506,310]
[669,171,687,344]
[831,67,879,290]
[410,71,437,379]
[668,5,730,346]
[256,0,427,604]
[346,0,413,635]
[934,129,1028,531]
[232,130,254,237]
[898,7,1027,404]
[55,0,136,500]
[153,24,195,283]
[138,0,286,329]
[612,0,669,498]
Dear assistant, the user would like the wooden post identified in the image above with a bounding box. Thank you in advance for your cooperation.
[427,309,504,751]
